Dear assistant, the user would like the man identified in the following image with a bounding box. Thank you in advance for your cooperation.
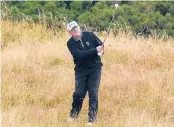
[66,21,104,126]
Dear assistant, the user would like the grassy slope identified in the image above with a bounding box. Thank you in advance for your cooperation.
[2,21,174,127]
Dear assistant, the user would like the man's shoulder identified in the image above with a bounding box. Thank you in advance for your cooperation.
[82,31,93,38]
[83,31,92,35]
[67,37,74,44]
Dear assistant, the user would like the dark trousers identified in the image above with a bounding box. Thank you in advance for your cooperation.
[70,67,102,123]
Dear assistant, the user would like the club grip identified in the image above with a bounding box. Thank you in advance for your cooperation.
[97,45,104,56]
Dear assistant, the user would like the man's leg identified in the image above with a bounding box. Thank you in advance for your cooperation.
[87,68,102,123]
[70,71,88,118]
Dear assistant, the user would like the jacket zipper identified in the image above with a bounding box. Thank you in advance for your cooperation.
[80,40,84,48]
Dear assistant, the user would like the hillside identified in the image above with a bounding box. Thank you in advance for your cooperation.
[2,20,174,127]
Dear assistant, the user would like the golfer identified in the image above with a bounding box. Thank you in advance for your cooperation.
[66,21,104,126]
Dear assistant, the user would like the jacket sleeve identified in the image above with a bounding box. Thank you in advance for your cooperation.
[89,32,103,46]
[67,42,97,59]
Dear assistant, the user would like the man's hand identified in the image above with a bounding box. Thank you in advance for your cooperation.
[96,45,104,52]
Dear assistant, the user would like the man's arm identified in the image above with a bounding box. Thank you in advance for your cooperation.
[89,32,104,56]
[89,32,103,46]
[67,42,97,59]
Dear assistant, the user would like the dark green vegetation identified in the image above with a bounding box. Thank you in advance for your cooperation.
[1,1,174,36]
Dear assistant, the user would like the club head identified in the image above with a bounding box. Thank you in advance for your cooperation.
[115,4,119,9]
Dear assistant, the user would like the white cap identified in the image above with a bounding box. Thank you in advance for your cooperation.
[67,21,79,31]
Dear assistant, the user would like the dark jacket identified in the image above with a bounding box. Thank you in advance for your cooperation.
[67,31,103,71]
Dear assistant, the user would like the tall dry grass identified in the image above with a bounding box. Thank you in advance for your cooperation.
[1,20,174,127]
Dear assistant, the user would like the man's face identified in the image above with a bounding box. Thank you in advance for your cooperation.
[69,26,81,38]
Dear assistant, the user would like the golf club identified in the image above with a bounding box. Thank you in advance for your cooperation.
[98,2,119,56]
